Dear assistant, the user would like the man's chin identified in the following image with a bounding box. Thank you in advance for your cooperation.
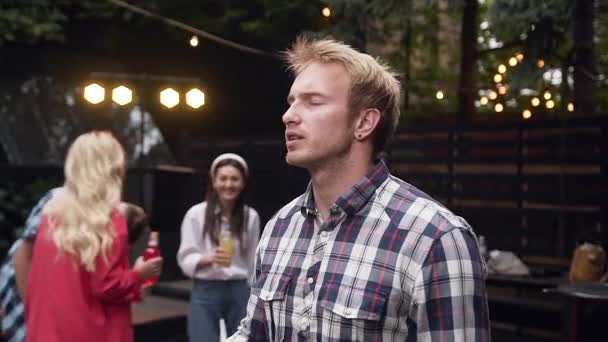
[285,152,307,168]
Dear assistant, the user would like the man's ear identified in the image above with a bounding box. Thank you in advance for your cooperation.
[354,108,381,141]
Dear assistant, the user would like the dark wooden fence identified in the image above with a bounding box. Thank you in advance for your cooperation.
[390,115,607,271]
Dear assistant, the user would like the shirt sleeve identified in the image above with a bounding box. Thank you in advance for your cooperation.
[21,189,56,241]
[409,228,490,342]
[176,206,205,277]
[89,214,143,304]
[246,209,261,285]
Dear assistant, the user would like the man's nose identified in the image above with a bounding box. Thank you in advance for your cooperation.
[282,104,300,126]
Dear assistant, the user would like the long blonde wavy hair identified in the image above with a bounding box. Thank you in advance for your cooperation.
[44,131,126,272]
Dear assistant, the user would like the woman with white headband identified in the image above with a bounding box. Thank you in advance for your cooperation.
[177,153,260,342]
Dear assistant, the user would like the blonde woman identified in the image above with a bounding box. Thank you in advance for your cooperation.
[25,131,163,342]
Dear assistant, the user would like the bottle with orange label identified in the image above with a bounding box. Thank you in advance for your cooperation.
[143,231,160,286]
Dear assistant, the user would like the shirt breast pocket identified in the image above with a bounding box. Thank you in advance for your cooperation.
[254,272,292,341]
[320,282,388,341]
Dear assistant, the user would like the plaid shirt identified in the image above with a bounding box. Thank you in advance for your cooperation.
[0,189,55,342]
[228,161,489,342]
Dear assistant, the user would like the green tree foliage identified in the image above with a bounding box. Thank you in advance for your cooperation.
[0,0,116,45]
[487,0,605,114]
[487,0,572,87]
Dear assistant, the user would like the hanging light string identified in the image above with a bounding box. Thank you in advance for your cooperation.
[107,0,280,60]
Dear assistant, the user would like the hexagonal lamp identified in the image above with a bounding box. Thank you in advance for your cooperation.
[160,88,180,108]
[112,85,133,106]
[186,88,205,109]
[83,83,105,104]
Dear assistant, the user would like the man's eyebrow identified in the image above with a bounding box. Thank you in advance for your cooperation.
[287,92,328,103]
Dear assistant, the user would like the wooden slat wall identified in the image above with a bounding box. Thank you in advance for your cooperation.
[390,115,607,270]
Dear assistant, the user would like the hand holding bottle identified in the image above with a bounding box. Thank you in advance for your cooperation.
[134,256,163,281]
[139,231,162,286]
[218,230,233,267]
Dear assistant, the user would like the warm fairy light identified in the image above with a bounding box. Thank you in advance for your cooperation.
[435,90,444,100]
[190,35,199,47]
[111,85,132,106]
[537,59,545,68]
[567,102,574,112]
[322,7,331,17]
[160,88,180,108]
[83,83,105,104]
[498,64,507,74]
[493,74,503,83]
[488,91,497,100]
[543,91,551,100]
[494,103,504,112]
[480,96,489,105]
[545,99,555,109]
[498,85,508,95]
[516,53,524,62]
[531,97,540,107]
[522,109,532,119]
[186,88,205,108]
[509,57,518,66]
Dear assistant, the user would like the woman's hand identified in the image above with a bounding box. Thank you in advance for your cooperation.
[197,247,231,269]
[134,256,163,280]
[212,247,231,266]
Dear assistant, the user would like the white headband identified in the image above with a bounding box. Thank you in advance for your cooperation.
[210,153,248,176]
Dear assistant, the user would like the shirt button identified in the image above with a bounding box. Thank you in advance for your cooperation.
[344,308,353,317]
[320,231,329,240]
[307,277,314,284]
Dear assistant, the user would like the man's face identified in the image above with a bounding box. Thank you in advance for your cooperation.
[283,62,355,170]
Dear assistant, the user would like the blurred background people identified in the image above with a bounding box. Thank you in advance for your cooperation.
[24,131,162,342]
[177,153,260,342]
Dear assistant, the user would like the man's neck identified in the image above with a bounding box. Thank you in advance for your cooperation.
[310,152,374,220]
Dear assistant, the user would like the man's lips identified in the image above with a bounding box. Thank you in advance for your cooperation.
[285,132,304,142]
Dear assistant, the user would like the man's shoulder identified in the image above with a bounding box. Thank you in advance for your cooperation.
[383,175,472,237]
[268,195,305,222]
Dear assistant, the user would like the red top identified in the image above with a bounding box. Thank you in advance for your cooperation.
[26,210,143,342]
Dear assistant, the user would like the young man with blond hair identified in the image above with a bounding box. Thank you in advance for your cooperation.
[228,37,489,342]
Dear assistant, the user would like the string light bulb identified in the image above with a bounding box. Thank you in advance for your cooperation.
[567,103,574,112]
[522,109,532,119]
[543,91,551,100]
[190,35,199,47]
[494,103,504,112]
[488,91,497,100]
[498,64,507,74]
[545,99,555,109]
[509,57,518,66]
[516,53,524,62]
[493,74,503,83]
[111,85,133,106]
[435,90,444,100]
[83,83,105,104]
[322,6,331,17]
[531,97,540,107]
[480,96,489,105]
[537,59,545,68]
